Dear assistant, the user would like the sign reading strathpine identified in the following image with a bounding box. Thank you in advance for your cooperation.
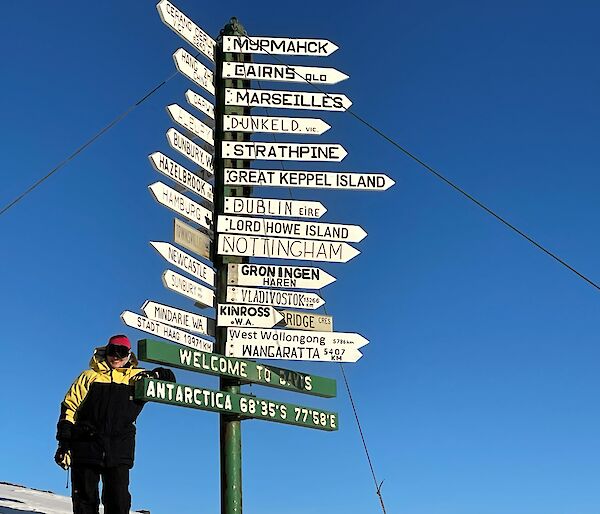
[221,142,347,162]
[150,241,215,286]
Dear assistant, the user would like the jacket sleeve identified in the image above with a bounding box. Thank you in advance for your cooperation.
[56,371,94,444]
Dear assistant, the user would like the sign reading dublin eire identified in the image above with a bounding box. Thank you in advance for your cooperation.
[223,197,327,219]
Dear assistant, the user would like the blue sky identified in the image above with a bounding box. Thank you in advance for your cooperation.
[1,1,600,513]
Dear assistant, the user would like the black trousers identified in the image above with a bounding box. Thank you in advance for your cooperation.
[71,464,131,514]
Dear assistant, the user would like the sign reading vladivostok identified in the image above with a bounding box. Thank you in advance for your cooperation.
[185,90,214,119]
[223,115,330,135]
[226,286,325,310]
[148,152,213,203]
[150,242,215,287]
[218,215,366,243]
[173,48,215,95]
[228,263,336,289]
[218,234,360,263]
[142,300,215,336]
[224,168,395,191]
[166,128,213,175]
[156,0,215,62]
[222,142,347,162]
[222,62,348,85]
[166,104,214,146]
[148,181,212,230]
[279,310,333,332]
[226,327,368,363]
[224,197,326,219]
[162,269,215,307]
[217,304,283,328]
[173,218,211,260]
[223,36,338,57]
[121,311,213,352]
[225,88,351,112]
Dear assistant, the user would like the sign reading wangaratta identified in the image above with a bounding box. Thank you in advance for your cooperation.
[185,89,214,120]
[222,36,338,57]
[148,152,213,203]
[228,263,336,290]
[150,241,215,287]
[226,327,367,363]
[162,269,215,307]
[173,218,211,261]
[121,311,213,352]
[225,88,351,112]
[226,286,325,310]
[142,301,215,337]
[148,181,212,230]
[166,128,213,175]
[279,310,333,332]
[221,142,347,162]
[223,115,330,135]
[173,48,215,96]
[166,104,214,146]
[223,197,326,219]
[222,62,348,85]
[217,304,283,328]
[136,377,338,431]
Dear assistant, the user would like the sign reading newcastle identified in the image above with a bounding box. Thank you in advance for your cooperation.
[224,197,326,219]
[228,263,336,289]
[150,241,215,287]
[223,36,338,56]
[225,88,351,112]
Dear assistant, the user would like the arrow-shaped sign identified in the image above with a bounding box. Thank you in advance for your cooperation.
[223,197,326,219]
[222,142,347,162]
[173,218,211,260]
[148,181,212,230]
[185,90,214,120]
[166,128,213,175]
[217,304,284,328]
[166,104,214,146]
[148,152,213,203]
[142,300,214,337]
[227,263,336,290]
[225,88,352,112]
[223,36,338,56]
[223,115,330,135]
[278,310,333,332]
[162,269,215,307]
[173,48,215,95]
[222,62,348,85]
[226,286,325,310]
[150,241,215,287]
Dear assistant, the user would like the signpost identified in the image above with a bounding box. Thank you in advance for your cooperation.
[142,301,215,337]
[173,218,212,260]
[148,181,212,230]
[223,115,330,135]
[173,47,215,95]
[162,269,215,307]
[279,310,333,332]
[166,128,214,175]
[150,241,215,287]
[222,62,348,85]
[221,142,347,162]
[217,304,283,328]
[223,36,338,56]
[226,286,325,310]
[225,88,352,112]
[223,197,327,219]
[185,89,214,119]
[166,104,214,146]
[227,263,336,289]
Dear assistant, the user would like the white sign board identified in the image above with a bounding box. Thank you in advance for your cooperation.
[173,48,215,95]
[222,62,348,85]
[226,286,324,310]
[279,310,333,332]
[228,263,336,290]
[218,215,367,243]
[166,104,214,146]
[162,269,215,307]
[185,90,214,119]
[218,234,359,263]
[217,304,283,328]
[148,181,212,230]
[150,241,215,286]
[225,88,351,112]
[121,310,213,352]
[225,327,367,362]
[224,168,395,191]
[142,300,214,336]
[166,128,214,175]
[173,218,211,260]
[223,36,338,56]
[223,197,326,219]
[148,152,213,203]
[156,0,215,62]
[223,115,330,135]
[221,142,347,162]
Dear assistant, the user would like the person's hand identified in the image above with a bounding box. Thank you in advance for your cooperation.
[152,367,176,382]
[54,447,71,470]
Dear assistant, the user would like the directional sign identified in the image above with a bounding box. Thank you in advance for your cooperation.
[224,168,395,191]
[121,311,213,352]
[222,62,348,85]
[217,304,283,328]
[223,115,330,135]
[218,215,367,243]
[148,181,212,230]
[142,301,215,337]
[173,48,215,96]
[156,0,215,62]
[166,128,213,175]
[226,327,367,363]
[222,142,347,162]
[162,269,215,307]
[148,152,213,203]
[185,90,214,119]
[227,286,324,310]
[228,263,336,290]
[225,88,351,112]
[224,197,326,219]
[218,234,360,263]
[138,338,336,397]
[279,310,333,332]
[223,36,338,57]
[136,377,338,431]
[150,242,215,287]
[166,104,214,146]
[174,218,211,260]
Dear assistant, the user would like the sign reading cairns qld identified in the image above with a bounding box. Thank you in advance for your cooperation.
[148,152,213,203]
[167,128,214,175]
[166,104,214,146]
[223,115,330,135]
[225,88,351,112]
[162,269,215,307]
[173,48,215,96]
[222,62,348,85]
[223,197,326,219]
[185,89,214,119]
[150,241,215,287]
[223,36,338,56]
[228,263,336,290]
[148,181,212,230]
[221,142,347,162]
[217,304,283,328]
[142,300,214,337]
[226,286,325,310]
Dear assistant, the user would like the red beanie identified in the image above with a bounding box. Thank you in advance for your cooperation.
[108,334,131,349]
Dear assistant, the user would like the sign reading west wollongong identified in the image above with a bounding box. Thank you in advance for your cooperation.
[162,269,215,307]
[279,310,333,332]
[222,62,348,85]
[226,286,325,310]
[137,338,336,397]
[136,378,338,431]
[166,104,214,146]
[185,90,214,119]
[228,263,336,290]
[217,304,283,328]
[166,128,214,174]
[225,88,351,112]
[222,142,347,162]
[148,181,212,230]
[173,48,215,95]
[223,36,338,56]
[224,197,326,219]
[142,300,215,337]
[173,218,211,260]
[148,152,213,203]
[150,241,215,287]
[223,115,330,135]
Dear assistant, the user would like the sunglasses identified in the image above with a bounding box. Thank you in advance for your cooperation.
[106,344,130,359]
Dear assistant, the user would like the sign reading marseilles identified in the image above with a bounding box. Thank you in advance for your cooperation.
[173,48,215,95]
[225,88,351,112]
[173,218,211,260]
[221,142,347,162]
[223,36,338,57]
[228,263,336,290]
[226,286,324,310]
[150,242,215,287]
[279,310,333,332]
[148,152,213,203]
[162,269,215,307]
[166,104,214,146]
[222,62,348,85]
[223,197,326,219]
[166,128,213,174]
[148,181,212,230]
[217,304,283,328]
[142,300,215,337]
[223,115,330,135]
[185,90,214,119]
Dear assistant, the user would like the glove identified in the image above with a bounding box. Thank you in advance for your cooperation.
[152,367,176,383]
[54,447,71,470]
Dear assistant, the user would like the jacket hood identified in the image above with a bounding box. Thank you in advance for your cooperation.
[90,345,139,372]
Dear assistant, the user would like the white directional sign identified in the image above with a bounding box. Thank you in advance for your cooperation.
[221,142,347,162]
[222,62,348,85]
[218,234,360,263]
[166,128,214,175]
[224,197,326,219]
[121,310,213,352]
[218,215,367,243]
[156,0,215,62]
[148,152,213,203]
[150,241,215,287]
[148,181,212,230]
[224,168,395,191]
[217,304,284,328]
[162,269,215,307]
[228,263,336,290]
[225,327,367,362]
[223,115,330,135]
[226,286,325,310]
[173,48,215,95]
[173,218,211,260]
[142,300,214,336]
[185,90,214,119]
[166,104,214,146]
[279,310,333,332]
[223,36,338,56]
[225,88,351,112]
